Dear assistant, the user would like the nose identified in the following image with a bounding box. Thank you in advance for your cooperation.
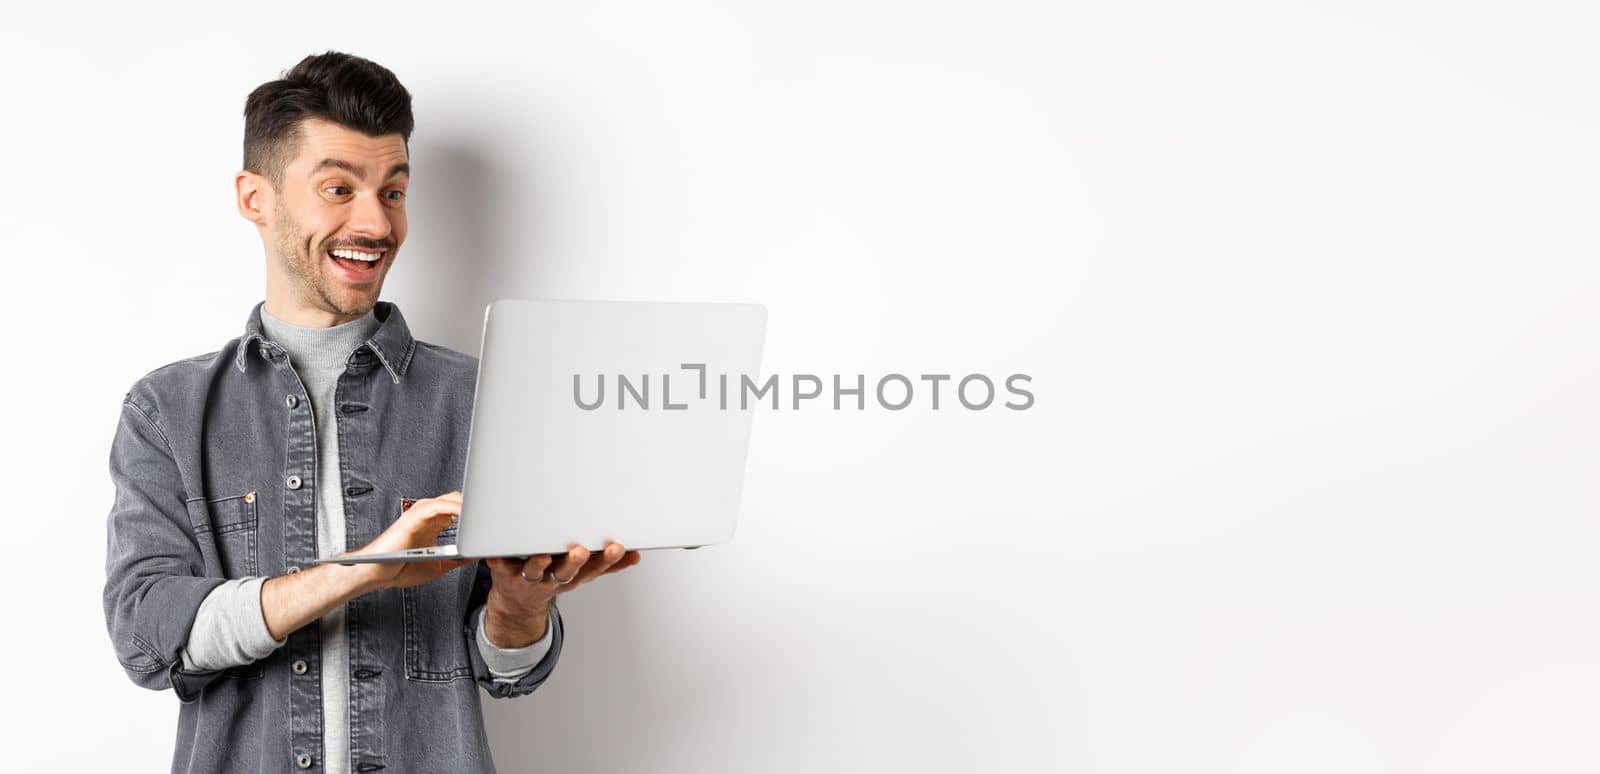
[346,192,393,242]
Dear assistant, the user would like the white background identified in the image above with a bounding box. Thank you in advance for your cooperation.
[2,1,1597,772]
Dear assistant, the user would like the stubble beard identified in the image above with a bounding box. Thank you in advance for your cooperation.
[272,208,374,319]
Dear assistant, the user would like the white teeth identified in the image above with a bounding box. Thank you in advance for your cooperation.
[331,249,381,262]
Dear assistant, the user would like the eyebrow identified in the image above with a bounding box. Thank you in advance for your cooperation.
[310,158,410,180]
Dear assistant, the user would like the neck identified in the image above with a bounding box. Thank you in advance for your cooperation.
[263,300,366,328]
[258,304,382,373]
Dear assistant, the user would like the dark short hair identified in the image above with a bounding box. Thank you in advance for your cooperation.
[243,51,414,189]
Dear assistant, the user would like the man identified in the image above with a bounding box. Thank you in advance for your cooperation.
[102,51,640,774]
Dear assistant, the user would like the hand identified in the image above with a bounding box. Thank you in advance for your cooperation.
[345,491,472,591]
[482,541,642,647]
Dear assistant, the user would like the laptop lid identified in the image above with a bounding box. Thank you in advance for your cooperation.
[455,299,767,556]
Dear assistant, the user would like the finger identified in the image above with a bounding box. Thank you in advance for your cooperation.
[487,555,546,583]
[601,551,642,575]
[414,511,458,541]
[568,543,625,586]
[402,500,460,541]
[405,498,460,524]
[490,554,552,586]
[597,552,640,577]
[485,557,521,580]
[435,491,463,502]
[550,545,590,585]
[518,554,554,583]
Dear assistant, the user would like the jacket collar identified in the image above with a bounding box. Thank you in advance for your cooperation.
[234,300,417,383]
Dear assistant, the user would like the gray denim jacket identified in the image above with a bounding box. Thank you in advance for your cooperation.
[102,301,563,774]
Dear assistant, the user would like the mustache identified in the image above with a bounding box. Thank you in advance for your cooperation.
[324,237,395,252]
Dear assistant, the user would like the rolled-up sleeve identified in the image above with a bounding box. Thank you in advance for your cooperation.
[472,603,553,682]
[180,576,285,672]
[463,561,564,699]
[102,398,226,700]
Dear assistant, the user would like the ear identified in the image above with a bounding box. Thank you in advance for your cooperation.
[235,170,270,226]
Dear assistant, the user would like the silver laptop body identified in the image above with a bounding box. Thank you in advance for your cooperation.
[319,298,767,565]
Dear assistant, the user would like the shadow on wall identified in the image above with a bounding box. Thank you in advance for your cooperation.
[398,135,553,352]
[399,131,651,772]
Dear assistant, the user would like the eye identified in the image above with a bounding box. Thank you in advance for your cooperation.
[384,189,406,201]
[325,185,351,197]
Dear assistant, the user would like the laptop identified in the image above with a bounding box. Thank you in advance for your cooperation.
[319,298,767,565]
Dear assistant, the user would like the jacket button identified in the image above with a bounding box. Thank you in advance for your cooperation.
[243,491,255,504]
[295,753,314,769]
[286,475,302,490]
[286,394,299,408]
[286,565,301,575]
[292,659,309,675]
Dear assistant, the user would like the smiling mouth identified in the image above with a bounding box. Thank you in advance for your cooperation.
[328,247,386,277]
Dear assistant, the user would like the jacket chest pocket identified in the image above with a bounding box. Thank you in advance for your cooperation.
[398,496,471,681]
[197,491,259,577]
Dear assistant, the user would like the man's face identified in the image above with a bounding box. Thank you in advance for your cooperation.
[262,118,409,320]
